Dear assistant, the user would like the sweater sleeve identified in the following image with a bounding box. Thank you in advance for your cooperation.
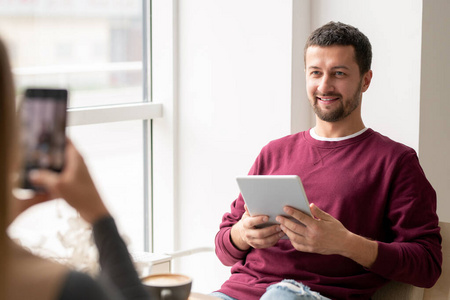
[92,216,150,300]
[57,217,150,300]
[58,271,119,300]
[215,147,268,266]
[369,150,442,288]
[215,196,250,266]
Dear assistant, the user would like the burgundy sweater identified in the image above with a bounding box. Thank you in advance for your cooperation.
[215,129,441,300]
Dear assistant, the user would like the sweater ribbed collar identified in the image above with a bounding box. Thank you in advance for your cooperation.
[304,127,374,148]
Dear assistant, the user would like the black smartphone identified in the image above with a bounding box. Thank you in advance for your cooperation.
[17,88,68,191]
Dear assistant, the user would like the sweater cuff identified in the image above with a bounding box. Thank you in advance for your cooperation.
[368,241,400,277]
[223,227,249,260]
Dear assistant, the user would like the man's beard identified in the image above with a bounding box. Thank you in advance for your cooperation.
[312,80,363,122]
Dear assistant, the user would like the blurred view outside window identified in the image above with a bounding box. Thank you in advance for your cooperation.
[0,0,144,107]
[1,0,151,255]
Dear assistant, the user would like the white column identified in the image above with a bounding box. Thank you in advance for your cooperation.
[419,0,450,222]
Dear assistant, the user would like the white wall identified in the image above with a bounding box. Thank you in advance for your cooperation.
[310,0,423,151]
[174,0,295,293]
[419,0,450,222]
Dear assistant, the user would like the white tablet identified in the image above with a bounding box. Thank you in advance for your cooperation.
[236,175,311,228]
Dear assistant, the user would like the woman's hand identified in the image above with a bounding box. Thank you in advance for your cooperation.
[29,139,110,224]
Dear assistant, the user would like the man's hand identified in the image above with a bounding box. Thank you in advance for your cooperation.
[276,203,378,268]
[230,205,285,251]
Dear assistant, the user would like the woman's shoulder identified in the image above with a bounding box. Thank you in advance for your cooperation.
[6,240,69,300]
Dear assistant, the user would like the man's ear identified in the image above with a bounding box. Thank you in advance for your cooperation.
[362,70,373,93]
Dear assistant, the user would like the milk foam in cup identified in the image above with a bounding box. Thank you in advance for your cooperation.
[142,274,192,300]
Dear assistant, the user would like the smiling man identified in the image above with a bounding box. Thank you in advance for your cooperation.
[213,22,442,300]
[307,45,370,126]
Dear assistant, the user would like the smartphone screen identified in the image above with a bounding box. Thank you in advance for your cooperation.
[18,88,68,191]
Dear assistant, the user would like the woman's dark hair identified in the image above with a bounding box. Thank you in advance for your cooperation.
[304,21,372,75]
[0,37,16,295]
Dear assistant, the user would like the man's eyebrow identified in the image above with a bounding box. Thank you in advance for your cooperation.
[307,65,350,70]
[331,65,350,70]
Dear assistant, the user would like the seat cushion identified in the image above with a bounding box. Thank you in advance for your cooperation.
[372,280,424,300]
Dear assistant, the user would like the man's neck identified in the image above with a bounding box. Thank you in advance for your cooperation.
[314,117,365,138]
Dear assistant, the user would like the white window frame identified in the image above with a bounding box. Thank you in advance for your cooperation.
[67,101,162,253]
[149,0,178,254]
[67,103,162,127]
[11,0,164,253]
[11,0,176,254]
[64,0,160,252]
[65,0,178,254]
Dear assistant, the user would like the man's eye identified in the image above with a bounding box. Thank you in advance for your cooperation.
[311,71,321,76]
[335,71,345,76]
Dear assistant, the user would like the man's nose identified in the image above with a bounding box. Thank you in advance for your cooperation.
[317,75,335,94]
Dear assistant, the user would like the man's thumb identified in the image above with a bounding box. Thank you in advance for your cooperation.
[310,203,330,220]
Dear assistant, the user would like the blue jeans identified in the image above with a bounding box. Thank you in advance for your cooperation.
[211,280,331,300]
[210,292,238,300]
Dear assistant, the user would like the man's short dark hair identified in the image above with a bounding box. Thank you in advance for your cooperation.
[304,21,372,75]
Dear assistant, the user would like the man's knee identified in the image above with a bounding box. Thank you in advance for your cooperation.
[260,280,330,300]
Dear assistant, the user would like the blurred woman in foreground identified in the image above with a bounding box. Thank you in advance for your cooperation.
[0,37,149,300]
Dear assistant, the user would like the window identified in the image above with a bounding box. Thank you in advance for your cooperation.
[2,0,161,254]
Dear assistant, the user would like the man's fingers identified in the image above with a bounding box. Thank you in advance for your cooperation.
[281,205,313,226]
[277,216,307,236]
[310,203,331,220]
[245,215,269,228]
[250,231,284,249]
[245,224,284,248]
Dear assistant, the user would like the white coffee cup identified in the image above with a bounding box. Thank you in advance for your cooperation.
[142,273,192,300]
